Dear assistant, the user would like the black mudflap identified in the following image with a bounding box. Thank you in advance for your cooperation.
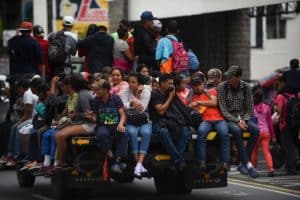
[192,162,227,189]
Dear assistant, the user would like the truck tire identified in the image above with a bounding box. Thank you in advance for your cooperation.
[154,173,176,194]
[175,170,193,194]
[16,169,35,187]
[51,170,69,200]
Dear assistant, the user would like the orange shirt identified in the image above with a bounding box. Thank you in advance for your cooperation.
[192,89,224,121]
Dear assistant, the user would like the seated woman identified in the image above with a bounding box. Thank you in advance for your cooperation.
[189,75,230,170]
[87,79,128,174]
[120,72,152,177]
[55,74,95,168]
[110,68,129,96]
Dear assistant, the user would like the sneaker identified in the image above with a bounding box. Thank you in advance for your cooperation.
[119,162,127,171]
[34,166,53,176]
[198,161,206,172]
[238,164,249,175]
[140,165,148,175]
[248,167,259,178]
[5,159,16,167]
[134,167,142,178]
[110,162,122,174]
[268,171,275,177]
[0,155,8,164]
[28,162,42,171]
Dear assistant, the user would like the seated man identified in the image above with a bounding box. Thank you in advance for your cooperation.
[189,75,229,170]
[217,66,259,178]
[149,73,189,171]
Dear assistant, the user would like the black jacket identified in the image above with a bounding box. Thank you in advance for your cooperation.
[77,31,114,73]
[8,35,42,75]
[134,25,157,70]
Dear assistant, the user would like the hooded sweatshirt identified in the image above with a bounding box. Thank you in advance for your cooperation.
[254,102,275,137]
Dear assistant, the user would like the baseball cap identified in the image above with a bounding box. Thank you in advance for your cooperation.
[33,25,45,37]
[153,20,162,31]
[63,16,75,26]
[207,68,222,84]
[18,21,33,31]
[190,75,204,86]
[224,66,243,79]
[140,11,158,21]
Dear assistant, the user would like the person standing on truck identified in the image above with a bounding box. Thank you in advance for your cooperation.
[48,16,78,77]
[77,25,114,73]
[8,21,42,75]
[189,75,230,171]
[217,66,260,178]
[149,73,189,171]
[134,11,158,71]
[32,25,50,79]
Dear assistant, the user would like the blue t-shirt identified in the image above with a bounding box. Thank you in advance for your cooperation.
[155,35,178,63]
[91,95,124,125]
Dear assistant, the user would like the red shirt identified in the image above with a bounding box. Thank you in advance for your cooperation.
[34,37,50,76]
[274,93,295,131]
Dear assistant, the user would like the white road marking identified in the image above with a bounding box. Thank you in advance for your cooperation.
[32,194,54,200]
[229,178,300,198]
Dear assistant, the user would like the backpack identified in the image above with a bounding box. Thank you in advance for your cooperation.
[188,49,200,70]
[167,36,190,72]
[282,94,300,131]
[48,31,67,65]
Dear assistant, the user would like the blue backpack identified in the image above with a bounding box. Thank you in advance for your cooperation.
[188,49,200,70]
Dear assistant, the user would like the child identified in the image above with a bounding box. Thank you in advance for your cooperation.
[251,89,276,177]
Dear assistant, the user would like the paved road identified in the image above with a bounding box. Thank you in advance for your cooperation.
[0,169,299,200]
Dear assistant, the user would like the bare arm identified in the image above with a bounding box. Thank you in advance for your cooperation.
[154,90,175,116]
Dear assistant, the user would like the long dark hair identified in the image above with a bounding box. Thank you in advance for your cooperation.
[253,89,264,105]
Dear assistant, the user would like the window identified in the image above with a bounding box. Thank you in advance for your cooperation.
[266,6,286,39]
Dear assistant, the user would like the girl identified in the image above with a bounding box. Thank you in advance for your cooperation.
[251,89,276,177]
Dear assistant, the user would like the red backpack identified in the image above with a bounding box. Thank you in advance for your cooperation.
[167,36,190,72]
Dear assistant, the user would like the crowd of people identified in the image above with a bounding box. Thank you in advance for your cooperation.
[1,10,299,179]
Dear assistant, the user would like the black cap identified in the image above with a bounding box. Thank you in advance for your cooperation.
[33,25,45,37]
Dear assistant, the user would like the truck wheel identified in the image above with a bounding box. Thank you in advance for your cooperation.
[154,174,176,194]
[51,170,69,200]
[16,169,36,187]
[175,171,193,194]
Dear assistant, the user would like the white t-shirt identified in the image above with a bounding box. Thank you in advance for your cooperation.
[23,89,39,117]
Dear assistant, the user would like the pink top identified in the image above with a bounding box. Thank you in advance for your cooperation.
[254,102,275,137]
[274,93,295,131]
[110,81,129,96]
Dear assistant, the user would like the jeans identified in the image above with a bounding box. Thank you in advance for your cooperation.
[41,128,57,160]
[152,123,189,162]
[95,125,128,158]
[127,123,152,154]
[227,121,259,164]
[7,120,32,156]
[197,120,230,163]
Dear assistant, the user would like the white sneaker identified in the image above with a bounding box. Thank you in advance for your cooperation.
[140,165,148,174]
[134,164,142,178]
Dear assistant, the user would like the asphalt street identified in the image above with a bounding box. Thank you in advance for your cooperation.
[0,168,299,200]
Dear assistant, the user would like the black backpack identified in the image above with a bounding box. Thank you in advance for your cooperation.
[283,94,300,131]
[48,31,67,65]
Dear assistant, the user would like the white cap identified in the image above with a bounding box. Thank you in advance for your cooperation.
[153,20,162,30]
[63,16,75,26]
